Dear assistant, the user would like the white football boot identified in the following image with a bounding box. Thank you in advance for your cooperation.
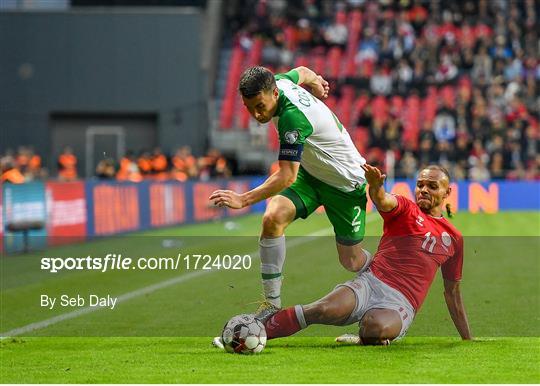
[212,336,225,350]
[335,333,362,345]
[335,333,391,346]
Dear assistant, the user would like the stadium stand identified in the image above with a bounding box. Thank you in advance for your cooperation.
[215,0,539,180]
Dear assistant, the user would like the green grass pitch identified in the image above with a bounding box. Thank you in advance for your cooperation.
[1,211,539,383]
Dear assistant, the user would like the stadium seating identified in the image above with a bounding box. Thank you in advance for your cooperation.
[214,0,539,180]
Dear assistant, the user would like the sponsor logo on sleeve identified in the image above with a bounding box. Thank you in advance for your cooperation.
[284,130,299,144]
[280,148,299,157]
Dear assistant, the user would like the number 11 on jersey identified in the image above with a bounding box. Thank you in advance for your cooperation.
[422,232,437,253]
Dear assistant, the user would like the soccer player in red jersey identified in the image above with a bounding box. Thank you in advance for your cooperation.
[259,164,473,345]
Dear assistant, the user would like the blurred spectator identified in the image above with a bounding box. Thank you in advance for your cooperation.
[57,146,77,181]
[171,146,198,182]
[395,59,413,94]
[151,148,169,181]
[96,158,117,180]
[489,152,506,180]
[433,104,457,143]
[469,157,491,182]
[137,151,152,177]
[116,151,142,182]
[397,150,418,179]
[323,13,348,48]
[417,136,436,167]
[370,67,392,95]
[26,147,42,179]
[1,159,25,184]
[13,145,43,181]
[198,148,231,181]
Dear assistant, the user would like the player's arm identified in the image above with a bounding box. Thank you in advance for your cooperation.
[209,161,299,209]
[443,279,473,340]
[293,66,329,99]
[361,164,397,212]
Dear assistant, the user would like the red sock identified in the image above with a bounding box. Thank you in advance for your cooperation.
[264,307,302,340]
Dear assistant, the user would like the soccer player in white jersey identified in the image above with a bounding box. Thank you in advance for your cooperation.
[210,66,371,319]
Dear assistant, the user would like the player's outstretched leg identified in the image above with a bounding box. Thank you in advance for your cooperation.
[258,195,296,313]
[264,286,356,339]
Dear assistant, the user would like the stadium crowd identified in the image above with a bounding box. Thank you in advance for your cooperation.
[225,0,539,180]
[2,0,538,184]
[0,146,231,183]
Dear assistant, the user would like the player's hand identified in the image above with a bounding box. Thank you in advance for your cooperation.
[310,75,330,99]
[361,163,386,188]
[209,190,244,209]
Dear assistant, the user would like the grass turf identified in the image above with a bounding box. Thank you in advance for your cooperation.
[2,337,539,383]
[1,211,539,383]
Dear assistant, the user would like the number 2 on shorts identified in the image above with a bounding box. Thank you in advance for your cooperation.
[352,206,362,232]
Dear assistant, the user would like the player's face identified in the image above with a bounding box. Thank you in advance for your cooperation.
[415,169,450,212]
[242,88,279,124]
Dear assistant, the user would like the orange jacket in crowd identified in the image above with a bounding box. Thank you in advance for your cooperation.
[171,153,197,182]
[1,167,25,184]
[138,154,152,176]
[28,154,41,173]
[116,157,142,182]
[58,150,78,181]
[152,152,169,181]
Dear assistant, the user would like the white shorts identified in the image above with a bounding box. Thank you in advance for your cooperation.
[336,269,415,340]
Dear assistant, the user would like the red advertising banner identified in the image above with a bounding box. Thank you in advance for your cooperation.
[46,181,87,244]
[150,183,186,227]
[93,184,140,235]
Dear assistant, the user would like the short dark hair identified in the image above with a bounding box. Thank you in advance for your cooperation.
[238,66,276,98]
[424,164,451,183]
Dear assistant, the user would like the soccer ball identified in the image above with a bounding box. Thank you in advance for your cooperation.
[221,314,267,354]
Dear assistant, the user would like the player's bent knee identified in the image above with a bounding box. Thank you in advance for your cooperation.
[262,211,289,234]
[262,205,295,236]
[359,313,400,345]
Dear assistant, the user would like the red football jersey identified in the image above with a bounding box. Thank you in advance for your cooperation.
[370,195,464,311]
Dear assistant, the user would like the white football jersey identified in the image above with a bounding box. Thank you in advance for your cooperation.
[272,71,366,192]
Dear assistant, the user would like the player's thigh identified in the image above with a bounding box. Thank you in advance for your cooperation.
[303,286,357,326]
[359,308,402,343]
[278,167,321,220]
[321,183,367,246]
[263,195,297,227]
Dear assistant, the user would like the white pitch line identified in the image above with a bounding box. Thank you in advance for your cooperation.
[1,214,379,338]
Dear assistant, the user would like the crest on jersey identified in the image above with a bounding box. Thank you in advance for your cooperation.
[284,130,299,144]
[441,232,452,247]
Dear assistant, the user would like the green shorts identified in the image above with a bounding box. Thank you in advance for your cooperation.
[279,167,367,245]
